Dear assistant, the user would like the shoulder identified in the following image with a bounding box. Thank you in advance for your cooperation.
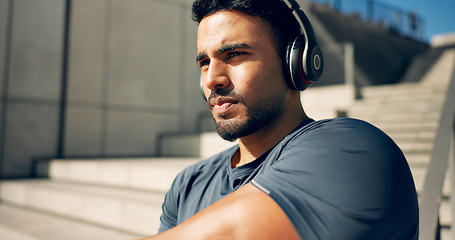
[284,118,399,154]
[275,117,407,176]
[295,117,385,136]
[253,118,418,239]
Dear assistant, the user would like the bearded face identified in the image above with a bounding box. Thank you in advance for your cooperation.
[197,11,290,142]
[209,88,286,142]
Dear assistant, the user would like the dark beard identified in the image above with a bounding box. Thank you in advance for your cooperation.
[210,89,286,142]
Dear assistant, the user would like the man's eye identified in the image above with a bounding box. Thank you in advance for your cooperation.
[199,59,210,69]
[226,52,245,60]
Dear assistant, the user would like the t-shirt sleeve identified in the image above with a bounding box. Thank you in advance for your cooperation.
[251,119,419,240]
[158,171,183,233]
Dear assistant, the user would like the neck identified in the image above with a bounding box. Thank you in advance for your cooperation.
[231,95,308,168]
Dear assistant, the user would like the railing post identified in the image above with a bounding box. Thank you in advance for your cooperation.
[419,18,426,41]
[334,0,341,11]
[344,42,355,87]
[451,120,455,240]
[321,41,356,101]
[367,0,374,21]
[419,56,455,240]
[57,0,72,159]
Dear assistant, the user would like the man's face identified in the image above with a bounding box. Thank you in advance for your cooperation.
[197,10,289,141]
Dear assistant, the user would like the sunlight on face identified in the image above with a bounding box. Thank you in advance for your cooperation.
[197,11,289,141]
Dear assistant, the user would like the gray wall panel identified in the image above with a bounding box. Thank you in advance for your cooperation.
[0,102,3,159]
[180,7,210,132]
[108,0,180,108]
[8,0,64,100]
[67,0,107,103]
[3,103,59,177]
[106,110,179,156]
[64,106,102,156]
[0,0,212,176]
[0,0,8,96]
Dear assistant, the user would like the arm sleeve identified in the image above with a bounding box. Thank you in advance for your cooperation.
[251,119,419,240]
[158,172,182,233]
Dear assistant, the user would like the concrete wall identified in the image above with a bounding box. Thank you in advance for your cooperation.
[0,0,208,178]
[0,0,64,178]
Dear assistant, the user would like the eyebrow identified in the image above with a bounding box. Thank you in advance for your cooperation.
[196,43,252,63]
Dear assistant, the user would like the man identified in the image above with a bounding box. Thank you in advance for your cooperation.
[141,0,419,239]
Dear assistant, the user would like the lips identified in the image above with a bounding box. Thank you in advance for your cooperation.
[210,97,239,114]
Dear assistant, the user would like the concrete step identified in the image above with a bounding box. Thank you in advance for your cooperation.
[389,132,436,144]
[348,101,444,115]
[408,166,450,196]
[348,108,443,125]
[37,158,200,193]
[359,89,447,105]
[160,132,237,158]
[374,120,439,131]
[353,100,444,113]
[440,199,453,229]
[409,166,426,194]
[0,180,165,236]
[406,153,431,166]
[382,130,437,145]
[360,83,448,99]
[348,111,441,124]
[0,204,139,240]
[388,131,437,143]
[441,227,452,240]
[397,142,434,156]
[387,129,435,145]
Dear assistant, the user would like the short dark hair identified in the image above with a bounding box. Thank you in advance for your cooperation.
[192,0,300,58]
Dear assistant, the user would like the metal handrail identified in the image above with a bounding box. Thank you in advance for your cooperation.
[310,0,426,41]
[419,59,455,239]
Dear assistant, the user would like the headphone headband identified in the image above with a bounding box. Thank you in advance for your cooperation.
[282,0,310,38]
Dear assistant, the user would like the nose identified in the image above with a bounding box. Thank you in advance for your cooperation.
[203,59,231,94]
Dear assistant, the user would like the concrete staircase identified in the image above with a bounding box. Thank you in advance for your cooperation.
[0,159,202,239]
[0,138,236,238]
[1,48,454,239]
[347,48,455,239]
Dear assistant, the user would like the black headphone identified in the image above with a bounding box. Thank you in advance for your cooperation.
[200,0,323,99]
[282,0,323,91]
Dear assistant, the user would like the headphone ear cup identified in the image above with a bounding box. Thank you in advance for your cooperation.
[285,35,323,91]
[309,45,324,81]
[286,36,312,91]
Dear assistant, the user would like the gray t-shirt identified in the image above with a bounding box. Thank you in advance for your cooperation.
[159,118,419,239]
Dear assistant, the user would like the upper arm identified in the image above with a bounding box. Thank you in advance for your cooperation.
[149,183,300,240]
